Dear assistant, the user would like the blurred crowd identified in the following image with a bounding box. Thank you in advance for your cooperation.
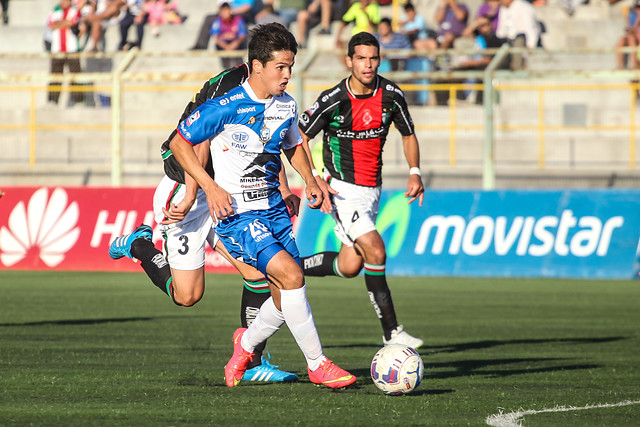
[37,0,632,106]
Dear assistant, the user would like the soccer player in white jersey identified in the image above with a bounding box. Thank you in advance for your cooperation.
[169,23,356,389]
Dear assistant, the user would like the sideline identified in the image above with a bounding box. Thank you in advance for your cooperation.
[486,400,640,426]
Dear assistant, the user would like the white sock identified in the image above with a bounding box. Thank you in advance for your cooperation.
[241,296,285,353]
[280,285,325,371]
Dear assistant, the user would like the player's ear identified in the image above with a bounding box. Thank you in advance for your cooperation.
[252,58,263,74]
[345,55,353,69]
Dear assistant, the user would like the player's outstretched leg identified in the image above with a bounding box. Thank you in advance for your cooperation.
[108,224,152,259]
[240,280,298,382]
[108,224,177,303]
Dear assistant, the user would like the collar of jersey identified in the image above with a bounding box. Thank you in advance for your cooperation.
[345,75,380,99]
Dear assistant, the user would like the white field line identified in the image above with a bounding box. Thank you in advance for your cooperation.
[486,400,640,427]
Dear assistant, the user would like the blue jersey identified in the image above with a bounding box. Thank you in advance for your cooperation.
[177,81,302,214]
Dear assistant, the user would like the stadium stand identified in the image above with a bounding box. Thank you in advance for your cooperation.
[1,0,639,189]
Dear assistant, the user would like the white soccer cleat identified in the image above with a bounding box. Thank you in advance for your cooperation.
[383,325,424,349]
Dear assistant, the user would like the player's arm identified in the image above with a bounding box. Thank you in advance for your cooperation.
[300,131,337,214]
[278,164,301,217]
[169,134,234,220]
[161,140,210,224]
[283,144,323,210]
[402,133,424,207]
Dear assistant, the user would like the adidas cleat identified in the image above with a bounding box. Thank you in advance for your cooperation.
[108,224,153,260]
[243,353,298,383]
[383,325,424,349]
[224,328,254,387]
[308,358,356,389]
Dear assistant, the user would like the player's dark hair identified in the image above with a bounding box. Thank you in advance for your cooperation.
[347,32,380,58]
[248,23,298,72]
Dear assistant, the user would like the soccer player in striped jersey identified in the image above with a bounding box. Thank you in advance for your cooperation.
[298,32,425,349]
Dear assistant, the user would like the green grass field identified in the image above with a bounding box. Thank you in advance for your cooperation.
[0,271,639,426]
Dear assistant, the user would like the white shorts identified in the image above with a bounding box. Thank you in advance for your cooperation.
[329,177,381,246]
[153,175,218,271]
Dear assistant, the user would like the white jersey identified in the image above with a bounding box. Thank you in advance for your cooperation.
[177,81,302,214]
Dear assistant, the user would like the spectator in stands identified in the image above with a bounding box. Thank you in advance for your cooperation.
[255,3,286,25]
[271,0,305,28]
[335,0,381,48]
[119,0,147,49]
[434,0,469,50]
[47,0,85,107]
[1,0,8,25]
[399,2,424,42]
[495,0,540,49]
[73,0,94,49]
[495,0,541,69]
[144,0,164,36]
[296,0,333,48]
[616,0,640,70]
[474,0,500,32]
[210,2,247,68]
[376,17,412,71]
[454,15,505,72]
[189,0,256,50]
[86,0,127,51]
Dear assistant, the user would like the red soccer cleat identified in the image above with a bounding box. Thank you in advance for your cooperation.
[224,328,254,387]
[308,358,356,389]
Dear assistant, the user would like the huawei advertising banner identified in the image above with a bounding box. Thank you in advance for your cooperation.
[294,189,640,280]
[0,187,236,273]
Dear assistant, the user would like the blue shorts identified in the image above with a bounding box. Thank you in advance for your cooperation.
[216,201,300,275]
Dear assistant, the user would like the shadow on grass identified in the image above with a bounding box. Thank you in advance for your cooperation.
[427,357,600,379]
[422,336,626,354]
[0,316,191,327]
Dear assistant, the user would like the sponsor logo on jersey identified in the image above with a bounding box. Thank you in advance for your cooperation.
[387,84,405,97]
[306,102,319,115]
[186,111,200,126]
[363,109,373,126]
[335,115,345,124]
[220,92,245,106]
[243,188,270,202]
[322,87,341,103]
[275,102,296,114]
[337,127,386,140]
[232,132,249,143]
[237,106,257,114]
[248,116,256,124]
[299,113,310,126]
[280,128,287,139]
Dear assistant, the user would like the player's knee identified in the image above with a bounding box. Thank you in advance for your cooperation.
[337,261,362,278]
[173,291,203,307]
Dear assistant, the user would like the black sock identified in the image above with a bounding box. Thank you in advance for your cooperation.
[130,238,181,306]
[301,251,341,277]
[241,278,270,368]
[364,263,398,340]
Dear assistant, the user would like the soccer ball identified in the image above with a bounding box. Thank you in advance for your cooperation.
[370,344,424,395]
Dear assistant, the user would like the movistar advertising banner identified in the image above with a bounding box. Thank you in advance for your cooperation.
[294,189,640,279]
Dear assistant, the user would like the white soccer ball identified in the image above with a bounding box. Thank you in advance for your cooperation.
[370,344,424,395]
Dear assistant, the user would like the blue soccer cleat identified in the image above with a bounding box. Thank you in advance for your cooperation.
[108,224,153,260]
[242,352,298,383]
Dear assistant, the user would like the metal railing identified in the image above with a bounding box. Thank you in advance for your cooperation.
[1,46,639,188]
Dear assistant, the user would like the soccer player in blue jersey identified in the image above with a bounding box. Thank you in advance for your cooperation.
[169,23,356,389]
[109,63,299,383]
